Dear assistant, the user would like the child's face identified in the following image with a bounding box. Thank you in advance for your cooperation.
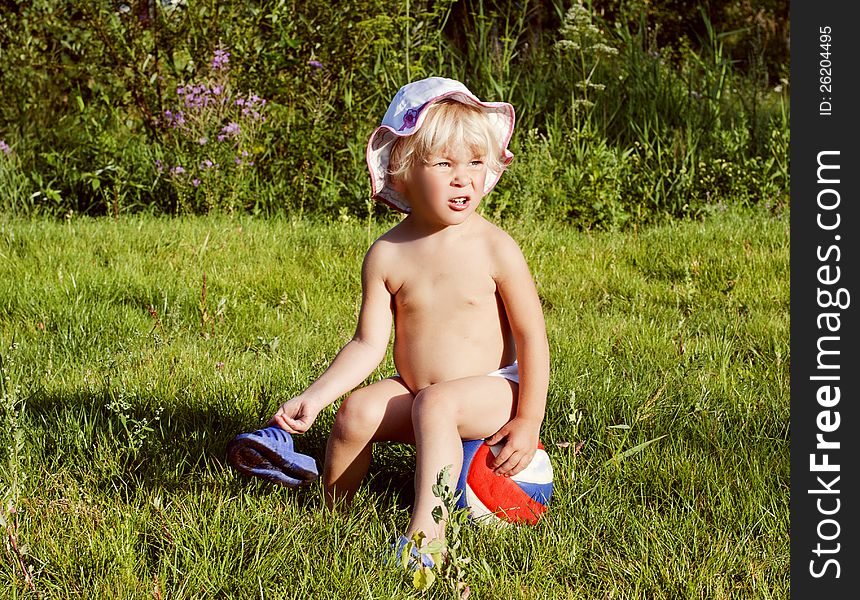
[400,145,488,225]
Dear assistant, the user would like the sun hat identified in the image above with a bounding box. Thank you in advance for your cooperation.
[366,76,515,213]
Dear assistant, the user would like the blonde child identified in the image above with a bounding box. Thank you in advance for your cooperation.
[269,77,549,566]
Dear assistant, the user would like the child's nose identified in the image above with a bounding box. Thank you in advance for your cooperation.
[451,167,470,186]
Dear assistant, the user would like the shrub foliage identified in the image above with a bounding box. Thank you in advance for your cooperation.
[0,0,788,227]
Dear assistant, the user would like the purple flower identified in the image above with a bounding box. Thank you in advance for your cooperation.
[198,137,208,145]
[308,60,323,70]
[171,165,186,175]
[201,159,215,169]
[183,86,214,109]
[211,48,230,71]
[192,178,201,187]
[163,109,185,128]
[155,159,164,172]
[399,106,423,131]
[212,85,223,96]
[221,122,241,138]
[0,140,10,155]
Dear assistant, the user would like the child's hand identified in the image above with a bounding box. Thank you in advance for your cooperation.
[483,417,542,477]
[268,396,322,434]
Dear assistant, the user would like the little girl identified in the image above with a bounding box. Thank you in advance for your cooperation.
[269,76,549,566]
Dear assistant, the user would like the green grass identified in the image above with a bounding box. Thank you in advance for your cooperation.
[0,208,789,599]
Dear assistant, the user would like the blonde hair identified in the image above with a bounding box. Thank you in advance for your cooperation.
[387,99,505,182]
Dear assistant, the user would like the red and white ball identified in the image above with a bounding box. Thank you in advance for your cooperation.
[455,439,553,525]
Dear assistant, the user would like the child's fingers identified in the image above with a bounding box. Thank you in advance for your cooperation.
[502,451,535,477]
[269,413,304,434]
[268,414,290,431]
[493,458,518,476]
[493,448,535,476]
[268,406,289,424]
[286,411,317,433]
[484,434,503,446]
[491,444,517,471]
[484,426,510,447]
[285,416,310,433]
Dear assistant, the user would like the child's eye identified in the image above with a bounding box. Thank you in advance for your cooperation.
[434,161,450,168]
[470,160,484,167]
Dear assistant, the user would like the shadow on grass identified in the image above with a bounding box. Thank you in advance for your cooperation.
[21,387,417,511]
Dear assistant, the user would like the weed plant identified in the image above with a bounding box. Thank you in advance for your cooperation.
[152,46,271,214]
[0,207,789,598]
[0,142,32,216]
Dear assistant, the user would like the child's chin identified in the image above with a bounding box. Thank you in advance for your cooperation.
[445,209,475,223]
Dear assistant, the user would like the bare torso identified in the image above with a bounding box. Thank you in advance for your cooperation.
[378,216,516,392]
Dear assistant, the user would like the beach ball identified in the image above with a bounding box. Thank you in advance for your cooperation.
[455,439,553,525]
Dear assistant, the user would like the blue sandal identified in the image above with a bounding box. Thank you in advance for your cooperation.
[226,426,319,487]
[383,535,435,571]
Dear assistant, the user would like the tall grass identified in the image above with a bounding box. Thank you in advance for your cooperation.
[0,206,789,598]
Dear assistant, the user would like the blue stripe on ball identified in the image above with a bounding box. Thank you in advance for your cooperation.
[511,480,553,504]
[456,439,484,510]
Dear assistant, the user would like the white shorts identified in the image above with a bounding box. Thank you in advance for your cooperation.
[486,361,519,384]
[394,361,519,385]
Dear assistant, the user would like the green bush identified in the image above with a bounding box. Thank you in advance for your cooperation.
[0,0,789,227]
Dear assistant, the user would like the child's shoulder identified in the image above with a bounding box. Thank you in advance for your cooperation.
[367,221,408,254]
[360,223,403,271]
[478,218,524,256]
[476,220,532,281]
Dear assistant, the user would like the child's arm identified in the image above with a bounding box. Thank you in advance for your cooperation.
[484,234,550,476]
[269,243,393,433]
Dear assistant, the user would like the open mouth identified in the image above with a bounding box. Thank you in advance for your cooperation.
[449,196,470,210]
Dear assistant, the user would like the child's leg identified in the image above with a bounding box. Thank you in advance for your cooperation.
[324,377,415,508]
[408,376,517,541]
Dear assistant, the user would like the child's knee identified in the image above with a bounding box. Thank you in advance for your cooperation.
[332,389,386,442]
[411,385,458,425]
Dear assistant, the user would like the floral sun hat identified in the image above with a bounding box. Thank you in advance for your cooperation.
[365,76,515,213]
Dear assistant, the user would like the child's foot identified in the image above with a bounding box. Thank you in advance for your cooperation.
[383,535,435,571]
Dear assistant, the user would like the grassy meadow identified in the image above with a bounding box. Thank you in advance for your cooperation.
[0,207,789,599]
